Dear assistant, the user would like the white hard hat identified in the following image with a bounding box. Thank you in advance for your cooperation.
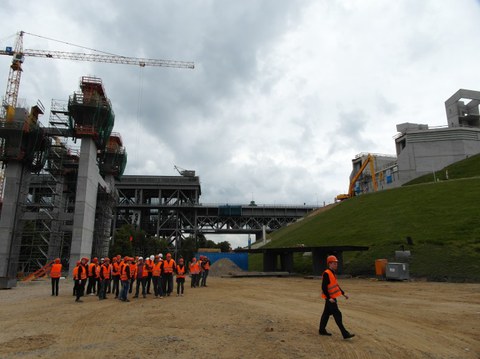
[159,253,163,258]
[138,256,143,260]
[150,255,154,260]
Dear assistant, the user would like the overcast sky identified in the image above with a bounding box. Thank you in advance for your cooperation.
[2,1,480,247]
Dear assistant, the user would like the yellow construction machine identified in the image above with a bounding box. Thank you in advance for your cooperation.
[336,153,378,201]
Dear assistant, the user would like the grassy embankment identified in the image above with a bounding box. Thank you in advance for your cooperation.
[249,154,480,281]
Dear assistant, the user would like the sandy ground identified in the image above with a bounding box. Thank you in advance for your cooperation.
[0,276,478,359]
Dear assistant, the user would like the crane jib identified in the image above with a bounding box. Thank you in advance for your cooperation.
[0,49,194,69]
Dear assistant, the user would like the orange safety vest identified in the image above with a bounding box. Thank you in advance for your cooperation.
[95,264,101,278]
[204,260,210,271]
[189,262,199,275]
[198,260,204,272]
[152,262,162,277]
[75,264,87,280]
[176,264,186,279]
[50,263,62,278]
[321,269,342,299]
[101,264,111,279]
[120,262,129,281]
[88,263,96,277]
[129,263,137,279]
[145,259,153,273]
[163,259,175,274]
[112,262,121,276]
[73,265,79,280]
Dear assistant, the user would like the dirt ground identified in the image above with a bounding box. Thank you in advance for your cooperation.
[0,276,478,359]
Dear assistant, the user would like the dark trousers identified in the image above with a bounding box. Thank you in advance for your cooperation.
[86,276,96,294]
[163,273,173,295]
[196,272,202,287]
[201,270,209,286]
[112,275,120,297]
[176,277,185,295]
[152,276,164,297]
[146,272,153,293]
[51,278,60,296]
[99,279,110,299]
[129,278,135,293]
[134,277,146,297]
[75,279,86,301]
[319,299,350,337]
[191,274,199,288]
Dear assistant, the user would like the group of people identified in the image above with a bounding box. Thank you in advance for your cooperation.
[50,253,211,303]
[52,252,356,339]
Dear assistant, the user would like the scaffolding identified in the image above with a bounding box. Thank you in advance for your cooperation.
[68,76,114,150]
[98,132,127,179]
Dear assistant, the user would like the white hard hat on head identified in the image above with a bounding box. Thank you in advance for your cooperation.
[150,255,154,260]
[138,256,143,260]
[159,253,163,258]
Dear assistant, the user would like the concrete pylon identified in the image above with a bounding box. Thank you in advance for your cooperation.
[69,137,108,271]
[0,163,31,288]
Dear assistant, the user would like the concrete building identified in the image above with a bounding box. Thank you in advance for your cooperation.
[349,89,480,193]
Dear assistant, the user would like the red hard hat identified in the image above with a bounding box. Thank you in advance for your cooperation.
[327,255,338,264]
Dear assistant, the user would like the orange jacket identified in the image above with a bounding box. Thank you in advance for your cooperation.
[101,264,111,279]
[189,261,200,275]
[152,261,162,277]
[176,264,186,279]
[145,259,153,273]
[120,262,131,281]
[88,263,96,277]
[162,259,176,274]
[129,263,137,279]
[50,263,62,278]
[74,264,87,280]
[112,262,121,276]
[321,269,342,299]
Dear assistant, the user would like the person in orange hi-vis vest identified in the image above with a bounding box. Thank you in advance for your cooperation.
[189,257,199,288]
[133,257,148,299]
[111,255,121,299]
[74,257,89,302]
[152,255,164,299]
[50,258,62,296]
[319,255,355,339]
[98,257,111,300]
[200,256,211,287]
[129,257,138,294]
[119,257,132,302]
[145,255,154,295]
[72,260,80,297]
[86,257,98,295]
[175,257,187,296]
[161,253,176,296]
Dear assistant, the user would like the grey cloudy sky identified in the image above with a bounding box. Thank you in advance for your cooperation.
[2,1,480,247]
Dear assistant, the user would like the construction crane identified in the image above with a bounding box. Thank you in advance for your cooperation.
[174,165,196,177]
[0,30,194,203]
[0,30,194,119]
[336,153,378,201]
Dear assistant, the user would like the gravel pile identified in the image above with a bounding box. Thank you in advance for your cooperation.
[209,258,243,276]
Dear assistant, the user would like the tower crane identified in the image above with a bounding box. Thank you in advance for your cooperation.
[0,30,194,203]
[0,30,194,119]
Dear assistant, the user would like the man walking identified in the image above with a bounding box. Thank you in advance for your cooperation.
[319,255,355,339]
[50,258,62,296]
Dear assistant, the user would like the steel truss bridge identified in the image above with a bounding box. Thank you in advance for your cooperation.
[114,175,317,244]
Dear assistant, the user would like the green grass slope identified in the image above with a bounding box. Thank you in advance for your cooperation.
[258,156,480,281]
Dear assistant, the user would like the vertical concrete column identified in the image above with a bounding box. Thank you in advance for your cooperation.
[263,252,276,272]
[69,138,99,270]
[312,249,327,276]
[280,252,294,273]
[0,163,31,288]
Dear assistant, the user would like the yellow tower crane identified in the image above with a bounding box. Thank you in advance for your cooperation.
[0,30,194,202]
[0,30,194,120]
